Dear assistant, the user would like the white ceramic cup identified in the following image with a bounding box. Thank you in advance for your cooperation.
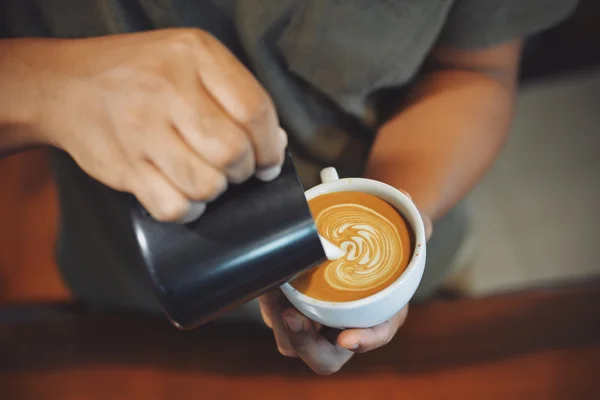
[280,167,427,329]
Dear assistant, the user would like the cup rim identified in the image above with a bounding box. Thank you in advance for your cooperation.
[281,177,427,309]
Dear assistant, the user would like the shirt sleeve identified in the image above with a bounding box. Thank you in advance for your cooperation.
[437,0,580,49]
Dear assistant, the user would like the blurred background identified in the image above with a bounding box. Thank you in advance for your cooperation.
[1,1,599,399]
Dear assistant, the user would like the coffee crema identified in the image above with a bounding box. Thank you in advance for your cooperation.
[291,191,412,302]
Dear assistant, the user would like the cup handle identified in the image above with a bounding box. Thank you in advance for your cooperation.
[320,167,339,183]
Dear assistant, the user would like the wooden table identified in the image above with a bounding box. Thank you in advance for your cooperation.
[1,284,599,400]
[1,151,599,399]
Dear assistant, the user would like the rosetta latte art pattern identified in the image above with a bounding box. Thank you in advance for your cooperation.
[315,204,403,292]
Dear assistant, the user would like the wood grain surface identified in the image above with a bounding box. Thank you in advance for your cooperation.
[0,150,68,302]
[1,285,599,399]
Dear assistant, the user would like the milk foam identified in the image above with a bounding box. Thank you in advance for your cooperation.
[315,203,403,292]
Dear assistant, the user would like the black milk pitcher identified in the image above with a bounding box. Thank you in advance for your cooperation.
[130,152,326,329]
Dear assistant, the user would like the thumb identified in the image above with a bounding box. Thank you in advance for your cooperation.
[422,213,433,241]
[282,309,352,375]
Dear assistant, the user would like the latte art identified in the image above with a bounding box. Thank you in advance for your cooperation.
[316,204,403,293]
[291,191,412,302]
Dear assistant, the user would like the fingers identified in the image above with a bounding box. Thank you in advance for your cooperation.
[179,202,207,224]
[337,322,393,353]
[262,292,410,375]
[281,308,353,376]
[132,162,191,222]
[169,84,257,184]
[138,30,286,222]
[261,293,298,358]
[258,296,273,329]
[191,33,287,174]
[337,306,408,353]
[58,29,289,226]
[146,78,284,223]
[254,127,287,181]
[147,124,228,202]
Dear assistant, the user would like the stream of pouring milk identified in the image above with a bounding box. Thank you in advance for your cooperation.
[319,234,345,260]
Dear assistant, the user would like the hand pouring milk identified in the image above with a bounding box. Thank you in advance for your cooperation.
[131,152,339,329]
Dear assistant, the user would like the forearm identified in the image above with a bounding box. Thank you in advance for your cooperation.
[0,38,54,157]
[365,68,515,221]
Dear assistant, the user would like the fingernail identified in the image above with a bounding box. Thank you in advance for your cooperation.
[283,316,304,333]
[177,202,206,224]
[347,343,359,350]
[256,165,282,182]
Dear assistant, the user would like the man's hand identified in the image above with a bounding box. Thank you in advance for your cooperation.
[1,29,287,222]
[259,290,410,375]
[260,207,432,375]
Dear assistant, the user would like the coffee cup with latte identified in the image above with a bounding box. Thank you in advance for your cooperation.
[281,167,427,329]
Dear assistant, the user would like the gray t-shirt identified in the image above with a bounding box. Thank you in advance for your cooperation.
[1,0,578,311]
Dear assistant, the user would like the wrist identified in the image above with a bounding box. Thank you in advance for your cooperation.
[1,98,47,148]
[0,38,63,151]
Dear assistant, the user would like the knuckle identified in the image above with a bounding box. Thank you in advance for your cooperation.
[169,29,215,55]
[174,161,197,188]
[121,113,146,134]
[131,71,171,95]
[167,33,195,56]
[277,346,296,358]
[292,342,311,356]
[213,138,251,168]
[238,94,274,130]
[225,137,251,163]
[107,166,134,193]
[191,174,227,201]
